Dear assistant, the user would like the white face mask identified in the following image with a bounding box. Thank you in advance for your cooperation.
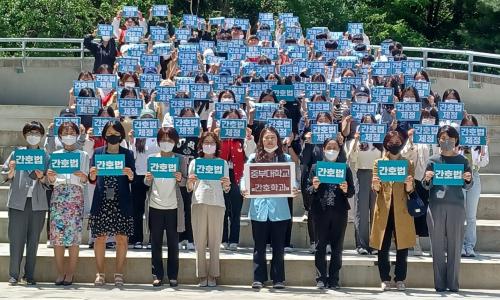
[26,134,41,146]
[124,82,135,88]
[445,99,459,103]
[421,118,435,125]
[221,97,234,103]
[356,96,369,103]
[403,97,416,102]
[102,36,111,42]
[159,142,175,152]
[317,122,330,125]
[61,135,77,146]
[324,150,339,161]
[264,146,278,153]
[203,144,217,155]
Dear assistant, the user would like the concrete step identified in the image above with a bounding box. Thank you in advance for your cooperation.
[476,114,500,127]
[480,156,500,173]
[0,243,499,288]
[478,173,500,194]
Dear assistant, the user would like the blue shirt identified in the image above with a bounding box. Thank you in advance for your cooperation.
[240,153,293,222]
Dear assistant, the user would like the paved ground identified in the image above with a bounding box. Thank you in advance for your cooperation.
[2,283,500,300]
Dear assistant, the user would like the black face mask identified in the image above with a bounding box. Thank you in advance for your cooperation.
[386,144,402,155]
[106,135,121,145]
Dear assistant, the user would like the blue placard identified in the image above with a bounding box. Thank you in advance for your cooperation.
[281,16,299,27]
[97,24,113,37]
[126,43,147,58]
[50,152,80,174]
[307,102,332,120]
[395,102,422,121]
[209,17,225,26]
[189,83,212,100]
[371,87,393,104]
[92,117,114,136]
[173,117,200,137]
[133,119,159,138]
[175,28,191,41]
[95,154,125,176]
[122,6,138,18]
[183,14,198,27]
[359,124,387,143]
[53,117,81,135]
[234,18,250,31]
[286,45,307,60]
[210,74,234,92]
[228,86,246,103]
[402,60,423,75]
[152,5,169,17]
[413,81,431,98]
[227,46,247,61]
[433,163,464,186]
[460,126,487,146]
[14,149,45,171]
[215,103,240,120]
[224,18,235,28]
[372,61,393,77]
[150,26,168,42]
[95,74,117,90]
[351,103,378,121]
[155,86,177,103]
[125,26,144,43]
[267,118,292,139]
[140,54,160,69]
[220,60,240,76]
[76,97,100,115]
[220,119,247,139]
[260,46,278,60]
[242,63,275,78]
[257,30,273,42]
[305,82,327,98]
[380,42,392,56]
[293,82,306,98]
[194,158,225,180]
[285,26,302,39]
[341,76,363,88]
[170,99,194,117]
[259,12,273,21]
[118,57,139,73]
[73,80,95,96]
[377,160,408,182]
[178,50,199,76]
[148,156,179,179]
[254,103,279,121]
[337,40,353,51]
[118,98,142,117]
[139,73,161,90]
[199,40,215,53]
[316,161,347,184]
[247,82,272,98]
[413,124,440,144]
[438,102,464,121]
[272,85,295,102]
[311,124,338,144]
[329,82,352,100]
[306,27,329,40]
[347,22,364,34]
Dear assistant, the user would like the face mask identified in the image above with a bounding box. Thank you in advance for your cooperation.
[440,139,455,152]
[386,144,402,155]
[421,118,435,125]
[124,82,135,88]
[203,144,216,155]
[221,97,234,103]
[26,134,41,146]
[102,36,111,42]
[356,96,369,103]
[159,142,175,152]
[445,99,459,103]
[264,146,278,153]
[61,135,77,146]
[324,150,339,161]
[106,135,121,145]
[162,54,171,59]
[317,122,329,125]
[403,97,416,102]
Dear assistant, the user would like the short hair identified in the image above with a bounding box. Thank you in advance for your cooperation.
[383,130,407,150]
[437,125,460,147]
[101,120,126,141]
[156,127,179,145]
[197,132,221,157]
[22,121,45,136]
[77,71,93,80]
[57,121,80,137]
[442,89,461,102]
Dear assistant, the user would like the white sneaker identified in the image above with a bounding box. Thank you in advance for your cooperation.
[326,244,331,254]
[309,242,316,254]
[316,281,325,289]
[411,246,423,256]
[186,242,195,251]
[461,248,467,257]
[284,247,293,253]
[221,242,229,250]
[207,277,217,287]
[46,241,53,248]
[396,281,406,291]
[381,281,392,291]
[178,242,186,250]
[228,243,238,251]
[301,212,308,222]
[198,278,208,287]
[465,248,476,257]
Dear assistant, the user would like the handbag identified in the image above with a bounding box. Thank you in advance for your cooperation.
[407,191,426,217]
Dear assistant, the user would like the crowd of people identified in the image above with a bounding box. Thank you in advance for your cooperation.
[2,6,491,293]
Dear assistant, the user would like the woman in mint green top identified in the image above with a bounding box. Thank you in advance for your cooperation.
[240,126,298,290]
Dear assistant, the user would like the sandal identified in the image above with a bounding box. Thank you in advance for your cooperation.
[94,273,105,286]
[114,273,124,286]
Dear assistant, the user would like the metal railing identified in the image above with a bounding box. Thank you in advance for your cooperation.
[1,38,500,88]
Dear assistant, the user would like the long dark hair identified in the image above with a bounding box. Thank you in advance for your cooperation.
[255,126,286,163]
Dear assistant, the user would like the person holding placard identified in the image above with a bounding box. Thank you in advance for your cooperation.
[84,27,118,73]
[240,126,299,289]
[88,120,135,286]
[187,132,230,287]
[306,137,355,289]
[2,121,49,286]
[371,130,416,292]
[347,114,383,255]
[247,90,279,144]
[145,127,188,287]
[46,122,89,286]
[112,9,148,47]
[422,125,473,292]
[459,115,489,257]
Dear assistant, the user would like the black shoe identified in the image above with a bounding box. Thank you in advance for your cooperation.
[23,278,36,285]
[329,282,340,289]
[55,279,64,286]
[436,288,446,292]
[449,288,459,293]
[106,242,116,249]
[63,280,73,286]
[88,242,94,249]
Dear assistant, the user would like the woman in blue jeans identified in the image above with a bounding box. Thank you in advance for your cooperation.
[459,115,489,257]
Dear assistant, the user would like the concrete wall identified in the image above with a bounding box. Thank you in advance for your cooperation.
[0,58,499,113]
